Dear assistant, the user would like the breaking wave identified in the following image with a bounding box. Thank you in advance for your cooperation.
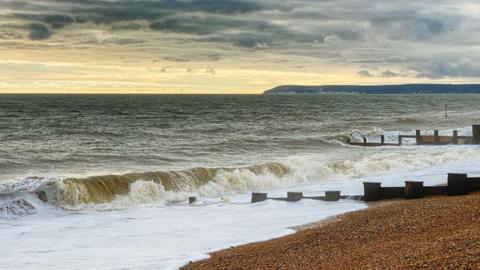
[2,140,480,215]
[0,163,289,211]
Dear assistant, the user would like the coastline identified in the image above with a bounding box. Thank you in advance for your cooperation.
[182,193,480,269]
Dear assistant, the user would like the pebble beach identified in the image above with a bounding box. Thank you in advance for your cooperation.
[183,193,480,269]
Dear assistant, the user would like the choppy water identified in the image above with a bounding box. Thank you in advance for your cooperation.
[1,94,480,269]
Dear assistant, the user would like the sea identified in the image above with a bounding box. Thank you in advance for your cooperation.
[1,94,480,269]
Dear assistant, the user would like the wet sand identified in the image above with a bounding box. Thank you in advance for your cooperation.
[183,193,480,269]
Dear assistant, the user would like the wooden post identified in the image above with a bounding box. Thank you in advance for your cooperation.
[398,136,402,146]
[380,135,385,145]
[251,192,268,203]
[287,192,303,202]
[453,130,458,144]
[405,181,424,199]
[363,182,382,202]
[325,191,341,201]
[416,130,421,145]
[188,197,196,204]
[473,125,480,144]
[363,137,367,145]
[448,173,468,196]
[434,130,439,145]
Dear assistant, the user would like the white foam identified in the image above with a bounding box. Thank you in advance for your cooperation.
[0,195,365,270]
[2,157,480,269]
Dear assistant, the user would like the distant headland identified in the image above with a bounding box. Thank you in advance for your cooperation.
[263,84,480,94]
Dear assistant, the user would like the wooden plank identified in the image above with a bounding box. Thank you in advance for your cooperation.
[405,181,424,199]
[381,187,404,199]
[325,191,341,201]
[363,182,382,202]
[424,186,448,196]
[251,193,268,203]
[448,173,468,196]
[287,192,303,202]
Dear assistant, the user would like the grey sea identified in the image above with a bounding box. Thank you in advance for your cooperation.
[1,94,480,269]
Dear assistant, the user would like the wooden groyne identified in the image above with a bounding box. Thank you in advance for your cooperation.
[250,191,363,203]
[248,173,480,203]
[348,124,480,146]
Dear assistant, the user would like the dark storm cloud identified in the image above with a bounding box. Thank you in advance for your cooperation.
[0,0,279,36]
[413,58,480,79]
[26,23,51,40]
[12,13,75,29]
[150,16,232,35]
[150,15,327,48]
[60,0,270,15]
[370,15,458,41]
[2,0,480,79]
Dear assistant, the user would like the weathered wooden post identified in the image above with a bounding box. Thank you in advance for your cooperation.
[405,181,424,199]
[434,130,439,145]
[188,196,196,204]
[380,135,385,145]
[363,182,382,202]
[398,135,402,146]
[287,192,303,202]
[448,173,468,196]
[473,125,480,144]
[251,192,268,203]
[416,130,421,145]
[453,130,458,144]
[363,137,367,145]
[325,191,341,201]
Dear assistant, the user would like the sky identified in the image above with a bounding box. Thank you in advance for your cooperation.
[1,0,480,94]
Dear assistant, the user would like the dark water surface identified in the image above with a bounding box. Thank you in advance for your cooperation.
[1,94,479,181]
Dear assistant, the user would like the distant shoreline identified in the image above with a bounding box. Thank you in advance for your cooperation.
[264,83,480,94]
[183,193,480,269]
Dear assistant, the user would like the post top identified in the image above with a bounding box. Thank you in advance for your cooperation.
[447,173,467,176]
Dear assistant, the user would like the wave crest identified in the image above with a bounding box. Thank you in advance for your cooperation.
[30,162,288,208]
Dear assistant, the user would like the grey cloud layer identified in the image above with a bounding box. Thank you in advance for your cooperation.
[1,0,479,79]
